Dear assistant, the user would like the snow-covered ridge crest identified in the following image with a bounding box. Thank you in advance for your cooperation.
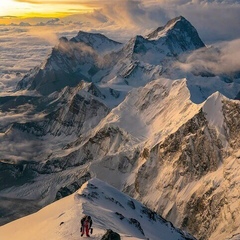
[203,91,228,146]
[146,16,186,40]
[100,78,202,147]
[70,30,123,55]
[0,178,196,240]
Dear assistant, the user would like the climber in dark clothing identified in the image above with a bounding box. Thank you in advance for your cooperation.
[80,215,93,237]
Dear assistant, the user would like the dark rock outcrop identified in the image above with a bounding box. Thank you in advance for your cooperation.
[101,229,121,240]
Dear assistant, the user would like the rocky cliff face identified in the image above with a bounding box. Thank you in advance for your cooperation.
[124,96,240,240]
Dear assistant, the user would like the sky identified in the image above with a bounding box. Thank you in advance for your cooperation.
[0,0,94,20]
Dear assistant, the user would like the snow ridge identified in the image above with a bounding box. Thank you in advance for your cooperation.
[0,178,196,240]
[70,30,123,55]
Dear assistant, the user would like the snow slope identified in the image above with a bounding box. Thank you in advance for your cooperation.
[99,78,202,147]
[0,178,195,240]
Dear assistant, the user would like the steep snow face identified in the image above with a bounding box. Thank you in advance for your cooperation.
[202,92,227,145]
[0,178,196,240]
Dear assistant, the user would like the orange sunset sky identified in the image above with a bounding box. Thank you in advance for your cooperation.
[1,0,240,44]
[0,0,98,23]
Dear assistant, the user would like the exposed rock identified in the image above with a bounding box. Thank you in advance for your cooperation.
[55,173,91,200]
[101,229,121,240]
[128,218,144,236]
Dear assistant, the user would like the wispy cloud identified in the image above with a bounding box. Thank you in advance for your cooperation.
[0,15,19,19]
[176,39,240,75]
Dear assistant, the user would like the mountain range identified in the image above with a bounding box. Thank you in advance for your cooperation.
[0,16,240,240]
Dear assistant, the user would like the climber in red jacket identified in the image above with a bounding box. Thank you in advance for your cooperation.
[80,215,93,237]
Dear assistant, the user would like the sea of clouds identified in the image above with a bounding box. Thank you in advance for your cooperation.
[0,24,86,93]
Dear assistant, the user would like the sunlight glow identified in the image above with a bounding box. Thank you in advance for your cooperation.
[0,0,93,18]
[0,0,32,17]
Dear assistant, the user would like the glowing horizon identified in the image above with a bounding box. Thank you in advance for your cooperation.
[0,0,94,20]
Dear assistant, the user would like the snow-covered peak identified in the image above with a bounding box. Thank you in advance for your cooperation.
[146,16,184,40]
[115,16,205,69]
[0,178,196,240]
[146,16,205,51]
[70,30,123,55]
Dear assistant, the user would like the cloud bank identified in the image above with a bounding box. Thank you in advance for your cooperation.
[0,27,53,92]
[176,39,240,75]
